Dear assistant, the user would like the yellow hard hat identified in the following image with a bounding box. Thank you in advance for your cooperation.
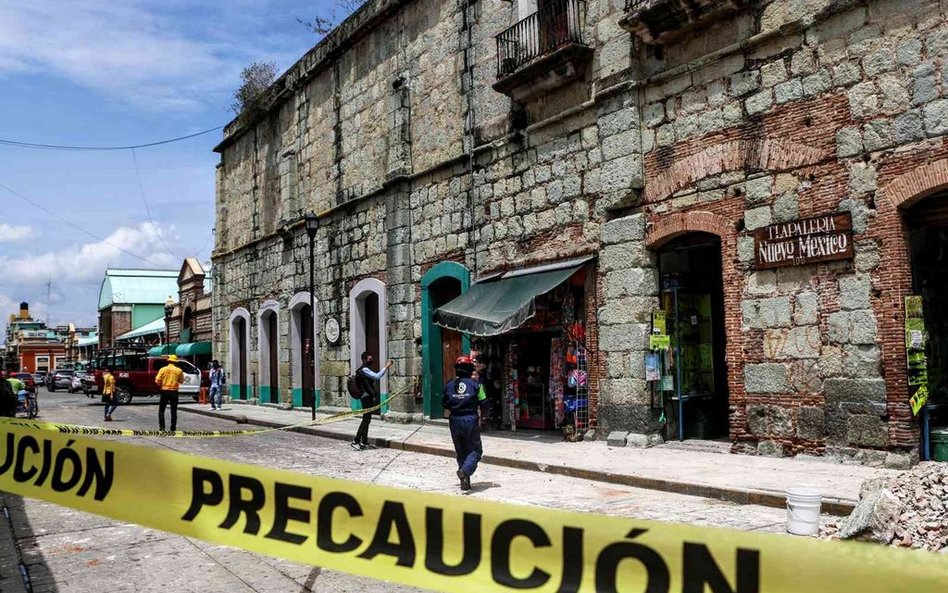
[167,354,179,362]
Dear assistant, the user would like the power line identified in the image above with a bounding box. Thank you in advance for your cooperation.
[0,125,224,151]
[0,180,162,267]
[131,147,183,261]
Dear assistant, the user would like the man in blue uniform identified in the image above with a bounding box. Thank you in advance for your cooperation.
[442,355,490,491]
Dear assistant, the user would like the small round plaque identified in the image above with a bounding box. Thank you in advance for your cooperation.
[324,317,340,345]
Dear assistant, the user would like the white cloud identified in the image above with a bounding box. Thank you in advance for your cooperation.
[0,1,272,111]
[0,224,32,242]
[0,222,179,285]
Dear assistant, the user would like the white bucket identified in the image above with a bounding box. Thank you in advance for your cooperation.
[786,486,822,536]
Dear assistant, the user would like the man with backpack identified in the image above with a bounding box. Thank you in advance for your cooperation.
[349,351,393,450]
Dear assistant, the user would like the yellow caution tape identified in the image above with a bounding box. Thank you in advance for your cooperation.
[0,392,400,438]
[1,422,946,592]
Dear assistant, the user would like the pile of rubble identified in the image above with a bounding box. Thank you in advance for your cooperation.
[826,462,948,552]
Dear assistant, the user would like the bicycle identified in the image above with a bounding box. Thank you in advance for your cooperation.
[16,390,38,419]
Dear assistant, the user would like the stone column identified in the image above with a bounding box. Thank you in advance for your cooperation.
[597,213,662,445]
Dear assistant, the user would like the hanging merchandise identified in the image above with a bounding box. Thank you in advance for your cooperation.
[506,342,519,431]
[645,352,661,382]
[550,338,565,427]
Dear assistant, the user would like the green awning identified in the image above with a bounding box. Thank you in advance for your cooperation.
[147,344,178,357]
[176,342,212,357]
[433,258,590,336]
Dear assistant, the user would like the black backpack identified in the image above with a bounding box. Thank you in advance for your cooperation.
[346,375,362,399]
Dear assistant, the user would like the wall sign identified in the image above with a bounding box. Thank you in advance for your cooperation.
[324,317,340,345]
[754,212,854,269]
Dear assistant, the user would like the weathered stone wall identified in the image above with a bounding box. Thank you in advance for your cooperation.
[212,0,946,462]
[630,0,948,464]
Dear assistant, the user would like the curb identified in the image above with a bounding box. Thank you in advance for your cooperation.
[179,406,856,515]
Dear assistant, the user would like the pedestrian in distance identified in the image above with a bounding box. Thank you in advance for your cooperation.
[209,360,224,411]
[351,351,393,450]
[155,354,185,432]
[442,355,490,492]
[102,368,117,421]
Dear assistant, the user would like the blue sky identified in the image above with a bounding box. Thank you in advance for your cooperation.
[0,0,340,332]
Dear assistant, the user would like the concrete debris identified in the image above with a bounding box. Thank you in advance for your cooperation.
[827,462,948,551]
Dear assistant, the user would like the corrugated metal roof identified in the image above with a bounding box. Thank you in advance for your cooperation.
[76,333,99,347]
[115,317,166,341]
[98,269,178,310]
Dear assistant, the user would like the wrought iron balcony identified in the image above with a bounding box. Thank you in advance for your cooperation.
[493,0,593,102]
[620,0,750,44]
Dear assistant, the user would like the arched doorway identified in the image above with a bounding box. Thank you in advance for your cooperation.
[289,292,319,409]
[656,233,729,441]
[229,308,251,400]
[258,301,280,404]
[349,278,387,411]
[421,262,471,418]
[905,192,948,454]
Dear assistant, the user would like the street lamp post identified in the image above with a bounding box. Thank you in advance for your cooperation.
[304,212,319,421]
[164,296,175,349]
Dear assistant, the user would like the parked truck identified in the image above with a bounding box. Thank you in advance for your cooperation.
[83,348,207,404]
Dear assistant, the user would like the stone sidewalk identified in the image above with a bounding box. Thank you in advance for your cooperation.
[180,402,902,514]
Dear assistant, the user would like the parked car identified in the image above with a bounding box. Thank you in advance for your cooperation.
[47,369,74,392]
[69,374,84,393]
[13,372,37,394]
[33,371,47,386]
[88,355,204,404]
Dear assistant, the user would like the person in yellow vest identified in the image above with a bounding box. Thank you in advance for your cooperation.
[102,368,117,421]
[155,355,185,431]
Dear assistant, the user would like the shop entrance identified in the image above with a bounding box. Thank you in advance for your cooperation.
[657,233,729,441]
[906,192,948,457]
[429,277,464,418]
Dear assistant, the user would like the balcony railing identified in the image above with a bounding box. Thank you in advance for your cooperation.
[495,0,587,78]
[625,0,650,10]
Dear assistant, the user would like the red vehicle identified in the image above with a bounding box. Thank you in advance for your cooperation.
[13,372,37,394]
[83,349,208,404]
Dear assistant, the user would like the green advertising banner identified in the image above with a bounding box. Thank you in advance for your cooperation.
[905,296,929,416]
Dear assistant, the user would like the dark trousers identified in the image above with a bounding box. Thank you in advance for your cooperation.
[159,391,179,431]
[449,414,483,477]
[354,395,377,445]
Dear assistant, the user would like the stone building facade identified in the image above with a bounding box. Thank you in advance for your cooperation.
[212,0,948,465]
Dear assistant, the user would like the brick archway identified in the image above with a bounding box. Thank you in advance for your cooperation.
[645,210,735,248]
[882,158,948,211]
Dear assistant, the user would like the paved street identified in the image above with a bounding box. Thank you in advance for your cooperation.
[2,389,837,592]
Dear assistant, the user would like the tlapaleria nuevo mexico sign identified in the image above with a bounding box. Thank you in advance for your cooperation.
[754,213,854,270]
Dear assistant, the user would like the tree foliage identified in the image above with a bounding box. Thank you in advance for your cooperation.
[230,61,278,117]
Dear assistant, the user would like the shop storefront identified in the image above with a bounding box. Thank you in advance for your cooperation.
[432,257,594,437]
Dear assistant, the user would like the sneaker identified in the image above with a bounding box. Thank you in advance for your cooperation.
[363,443,377,450]
[350,441,364,451]
[457,469,471,491]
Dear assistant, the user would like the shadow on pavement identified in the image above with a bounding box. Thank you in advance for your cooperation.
[1,492,58,592]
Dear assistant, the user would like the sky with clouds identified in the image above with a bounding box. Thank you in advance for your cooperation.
[0,0,339,333]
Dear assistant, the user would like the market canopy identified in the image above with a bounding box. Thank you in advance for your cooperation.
[147,344,178,357]
[175,342,212,357]
[115,317,166,342]
[433,257,591,336]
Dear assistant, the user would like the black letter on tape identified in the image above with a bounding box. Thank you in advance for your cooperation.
[182,468,224,521]
[491,519,552,589]
[556,527,584,593]
[317,492,364,553]
[682,543,759,593]
[595,529,670,593]
[13,435,40,483]
[266,482,312,545]
[425,508,481,576]
[219,475,267,534]
[358,501,416,567]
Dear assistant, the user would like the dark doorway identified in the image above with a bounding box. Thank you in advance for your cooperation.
[658,233,729,441]
[265,311,279,403]
[364,292,380,364]
[907,193,948,449]
[235,317,248,399]
[430,277,463,416]
[300,304,315,409]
